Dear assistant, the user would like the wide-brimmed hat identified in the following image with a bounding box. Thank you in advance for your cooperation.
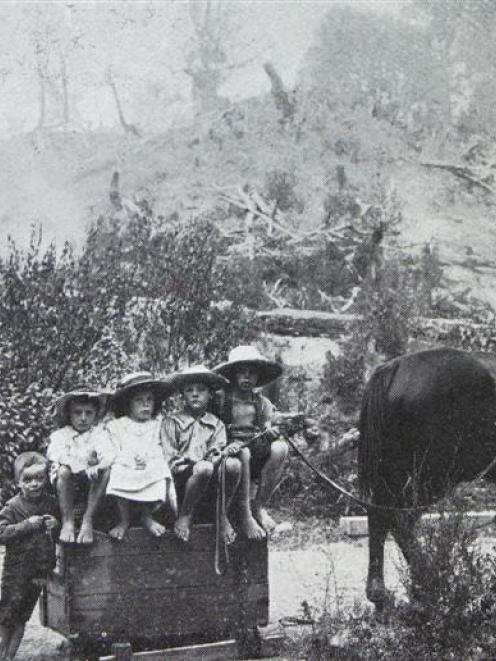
[55,387,108,427]
[213,345,283,387]
[170,365,229,392]
[111,371,173,406]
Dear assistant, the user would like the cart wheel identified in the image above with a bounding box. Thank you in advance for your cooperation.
[237,625,262,659]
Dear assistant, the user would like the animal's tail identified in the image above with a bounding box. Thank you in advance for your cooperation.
[358,359,399,498]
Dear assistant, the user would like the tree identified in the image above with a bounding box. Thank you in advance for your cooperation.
[177,0,257,115]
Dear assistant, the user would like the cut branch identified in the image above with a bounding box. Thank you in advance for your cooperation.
[420,161,494,194]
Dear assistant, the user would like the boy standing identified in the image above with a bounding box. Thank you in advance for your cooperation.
[0,453,58,660]
[47,388,112,544]
[214,345,288,539]
[161,365,241,544]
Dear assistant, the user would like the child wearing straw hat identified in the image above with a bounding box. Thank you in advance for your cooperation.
[47,387,113,544]
[106,372,177,540]
[214,345,287,539]
[161,365,241,544]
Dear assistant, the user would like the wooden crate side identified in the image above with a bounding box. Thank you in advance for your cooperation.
[68,552,265,596]
[47,526,269,640]
[69,586,256,637]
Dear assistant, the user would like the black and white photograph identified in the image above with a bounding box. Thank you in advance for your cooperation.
[1,1,496,659]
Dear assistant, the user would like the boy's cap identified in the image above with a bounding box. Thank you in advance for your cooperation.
[170,365,229,391]
[112,371,173,404]
[55,387,108,426]
[213,345,283,387]
[14,451,48,483]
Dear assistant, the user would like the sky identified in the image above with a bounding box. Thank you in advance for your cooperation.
[0,1,400,137]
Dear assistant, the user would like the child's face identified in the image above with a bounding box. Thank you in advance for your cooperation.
[129,388,155,422]
[234,365,260,392]
[183,382,211,415]
[69,400,98,433]
[19,464,47,501]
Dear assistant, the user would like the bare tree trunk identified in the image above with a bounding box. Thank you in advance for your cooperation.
[263,61,295,124]
[36,62,46,130]
[106,68,141,137]
[60,55,69,128]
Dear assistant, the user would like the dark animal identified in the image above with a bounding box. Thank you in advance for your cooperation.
[358,348,496,607]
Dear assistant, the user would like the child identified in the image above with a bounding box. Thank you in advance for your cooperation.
[161,365,241,544]
[214,345,287,539]
[47,388,113,544]
[106,372,176,540]
[0,452,58,660]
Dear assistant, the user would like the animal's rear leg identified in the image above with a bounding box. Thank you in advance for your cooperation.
[366,510,391,609]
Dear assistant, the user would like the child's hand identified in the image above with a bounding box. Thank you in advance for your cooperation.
[170,457,192,474]
[224,441,244,456]
[27,515,46,531]
[86,465,100,481]
[87,450,99,467]
[134,454,146,470]
[264,426,279,442]
[43,515,58,531]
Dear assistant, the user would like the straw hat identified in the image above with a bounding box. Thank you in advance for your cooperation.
[111,372,173,414]
[55,387,108,427]
[213,345,283,387]
[170,365,229,391]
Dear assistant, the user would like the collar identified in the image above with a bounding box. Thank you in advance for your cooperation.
[172,411,219,431]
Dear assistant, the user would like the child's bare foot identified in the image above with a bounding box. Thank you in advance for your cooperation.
[141,513,165,537]
[76,521,94,545]
[239,512,266,540]
[174,514,193,542]
[59,521,76,543]
[109,523,129,541]
[224,518,237,545]
[253,505,277,533]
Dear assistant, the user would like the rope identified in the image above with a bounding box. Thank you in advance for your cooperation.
[215,456,229,575]
[284,435,433,514]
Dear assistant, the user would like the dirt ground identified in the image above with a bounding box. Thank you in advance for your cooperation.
[9,528,405,660]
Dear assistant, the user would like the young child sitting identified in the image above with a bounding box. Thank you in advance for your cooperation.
[0,452,58,660]
[47,388,113,544]
[214,345,287,539]
[161,365,241,544]
[106,372,176,540]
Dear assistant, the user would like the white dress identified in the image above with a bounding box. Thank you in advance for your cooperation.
[106,416,172,502]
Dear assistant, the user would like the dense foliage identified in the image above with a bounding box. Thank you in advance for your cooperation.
[0,209,252,503]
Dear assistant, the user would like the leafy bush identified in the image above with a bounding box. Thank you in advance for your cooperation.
[286,509,496,660]
[0,209,252,503]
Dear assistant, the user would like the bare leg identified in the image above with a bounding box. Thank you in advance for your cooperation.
[56,466,76,543]
[223,457,242,544]
[237,448,265,540]
[174,461,213,543]
[252,439,288,533]
[0,624,12,659]
[4,623,24,659]
[141,504,166,537]
[109,497,131,541]
[77,468,110,544]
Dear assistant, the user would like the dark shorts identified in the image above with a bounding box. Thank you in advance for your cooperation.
[0,576,41,627]
[172,462,218,523]
[227,427,272,480]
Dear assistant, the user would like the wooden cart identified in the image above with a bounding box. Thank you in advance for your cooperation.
[40,525,269,659]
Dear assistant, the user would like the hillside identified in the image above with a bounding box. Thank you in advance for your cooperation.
[1,94,496,311]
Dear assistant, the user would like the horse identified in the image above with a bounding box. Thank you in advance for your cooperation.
[358,347,496,607]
